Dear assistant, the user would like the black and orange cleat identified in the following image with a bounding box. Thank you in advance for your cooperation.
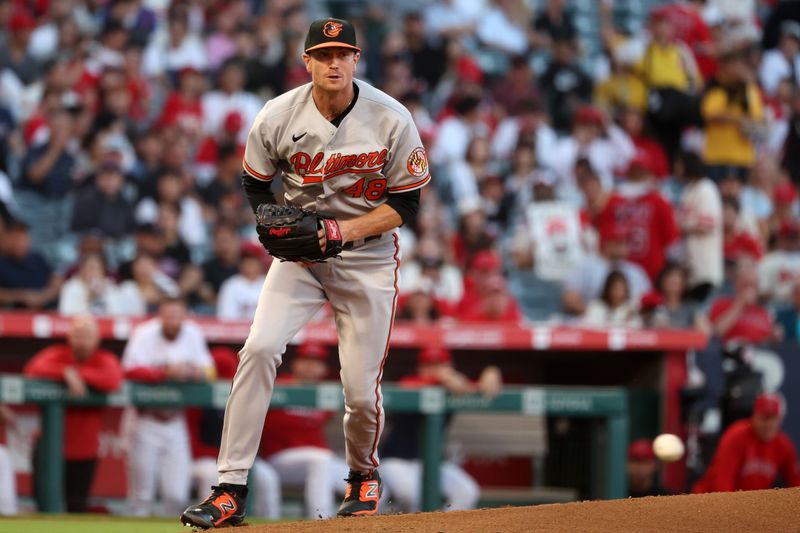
[180,483,247,529]
[337,469,382,517]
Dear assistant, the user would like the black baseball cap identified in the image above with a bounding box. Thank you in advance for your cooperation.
[304,18,360,54]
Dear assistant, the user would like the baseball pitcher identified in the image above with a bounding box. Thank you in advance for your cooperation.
[181,17,430,529]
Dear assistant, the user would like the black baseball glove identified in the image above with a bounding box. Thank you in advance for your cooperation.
[255,203,343,263]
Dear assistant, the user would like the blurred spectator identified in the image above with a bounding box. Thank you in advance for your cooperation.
[259,342,349,519]
[759,21,800,97]
[540,36,593,132]
[0,8,41,85]
[701,49,765,183]
[135,171,207,251]
[423,0,477,42]
[563,224,651,316]
[475,0,529,56]
[70,160,135,239]
[693,394,800,493]
[119,253,177,313]
[618,108,669,180]
[403,12,447,91]
[58,252,144,316]
[582,270,642,327]
[782,88,800,185]
[677,151,723,300]
[595,153,680,281]
[430,95,487,168]
[201,59,261,145]
[400,237,463,305]
[758,221,800,307]
[156,67,205,133]
[217,242,269,321]
[709,261,780,344]
[627,438,671,498]
[19,103,78,199]
[776,280,800,342]
[458,274,523,323]
[190,347,281,519]
[491,56,540,118]
[202,223,242,302]
[0,404,17,515]
[381,345,499,512]
[548,105,635,196]
[448,136,496,209]
[396,277,448,325]
[142,5,207,78]
[639,8,702,161]
[25,316,123,512]
[652,1,715,80]
[491,101,557,167]
[122,298,214,516]
[157,202,192,267]
[770,179,799,234]
[595,44,649,115]
[0,219,62,309]
[646,264,708,331]
[531,0,575,48]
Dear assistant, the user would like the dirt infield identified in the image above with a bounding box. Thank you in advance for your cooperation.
[239,488,800,533]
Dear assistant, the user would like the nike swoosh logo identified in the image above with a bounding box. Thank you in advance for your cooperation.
[292,132,307,142]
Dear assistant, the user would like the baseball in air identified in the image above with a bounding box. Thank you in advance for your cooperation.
[652,433,685,462]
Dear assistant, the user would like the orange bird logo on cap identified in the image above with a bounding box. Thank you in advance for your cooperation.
[323,21,343,37]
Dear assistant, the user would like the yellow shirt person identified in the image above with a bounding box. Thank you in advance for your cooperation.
[701,83,764,168]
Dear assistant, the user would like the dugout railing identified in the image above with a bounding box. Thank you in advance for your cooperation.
[0,377,628,513]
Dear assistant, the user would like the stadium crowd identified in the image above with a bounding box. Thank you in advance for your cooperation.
[0,0,800,517]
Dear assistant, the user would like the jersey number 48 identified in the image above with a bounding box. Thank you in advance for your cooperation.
[342,177,387,201]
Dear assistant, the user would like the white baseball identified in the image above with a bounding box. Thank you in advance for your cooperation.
[652,433,685,462]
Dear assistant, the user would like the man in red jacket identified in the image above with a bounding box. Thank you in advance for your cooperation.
[693,394,800,493]
[594,152,680,281]
[258,342,349,519]
[24,315,123,512]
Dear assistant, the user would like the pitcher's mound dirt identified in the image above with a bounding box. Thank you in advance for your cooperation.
[238,488,800,533]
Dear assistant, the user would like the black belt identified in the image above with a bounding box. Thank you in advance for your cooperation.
[343,234,382,250]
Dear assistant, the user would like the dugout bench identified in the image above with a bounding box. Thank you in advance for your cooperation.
[0,377,628,513]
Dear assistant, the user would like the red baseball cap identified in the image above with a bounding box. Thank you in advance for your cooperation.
[8,9,35,32]
[774,181,798,205]
[418,345,452,366]
[626,151,655,177]
[240,241,266,259]
[470,250,502,272]
[628,438,656,461]
[296,342,329,360]
[574,105,605,127]
[753,393,783,418]
[456,56,484,85]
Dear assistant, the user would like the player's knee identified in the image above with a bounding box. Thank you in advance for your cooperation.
[241,336,284,365]
[342,393,376,415]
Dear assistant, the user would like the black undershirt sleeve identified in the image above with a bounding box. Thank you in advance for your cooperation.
[241,173,277,213]
[385,189,420,226]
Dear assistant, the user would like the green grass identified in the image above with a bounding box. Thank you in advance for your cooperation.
[0,514,274,533]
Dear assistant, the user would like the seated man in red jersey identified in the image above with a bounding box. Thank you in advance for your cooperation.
[693,394,800,493]
[24,316,123,512]
[258,342,349,519]
[380,345,501,512]
[709,261,782,345]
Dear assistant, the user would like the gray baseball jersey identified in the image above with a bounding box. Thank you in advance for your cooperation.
[217,79,430,486]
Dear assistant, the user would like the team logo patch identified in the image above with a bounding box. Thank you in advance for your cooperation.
[323,21,343,38]
[406,147,428,177]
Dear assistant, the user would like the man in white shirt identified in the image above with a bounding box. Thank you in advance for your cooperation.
[678,152,723,300]
[122,297,214,516]
[759,222,800,307]
[759,21,800,97]
[217,242,269,321]
[201,60,263,145]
